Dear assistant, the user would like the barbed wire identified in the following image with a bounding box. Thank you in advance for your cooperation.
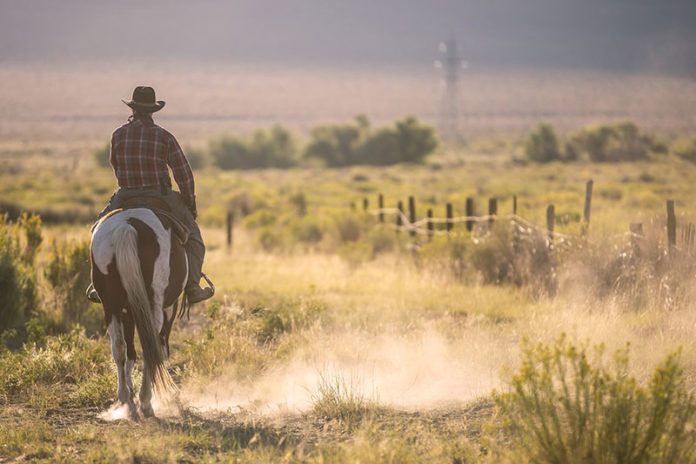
[368,207,648,245]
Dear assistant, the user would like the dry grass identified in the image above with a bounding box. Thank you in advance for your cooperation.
[2,60,696,461]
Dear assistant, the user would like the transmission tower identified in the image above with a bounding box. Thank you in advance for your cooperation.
[435,36,466,143]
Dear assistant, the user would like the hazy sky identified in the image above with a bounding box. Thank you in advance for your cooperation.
[1,0,695,73]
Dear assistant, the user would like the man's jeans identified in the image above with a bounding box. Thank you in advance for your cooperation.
[97,186,205,287]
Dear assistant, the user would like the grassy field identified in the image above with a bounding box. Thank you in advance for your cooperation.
[3,152,696,461]
[2,62,696,462]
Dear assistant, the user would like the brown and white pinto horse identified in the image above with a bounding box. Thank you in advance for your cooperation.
[91,207,187,419]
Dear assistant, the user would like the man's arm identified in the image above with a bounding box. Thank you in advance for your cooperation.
[109,132,117,171]
[166,133,196,209]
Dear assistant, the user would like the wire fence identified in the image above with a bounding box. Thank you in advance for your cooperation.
[354,181,692,257]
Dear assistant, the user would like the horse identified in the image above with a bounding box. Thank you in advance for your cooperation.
[90,205,189,419]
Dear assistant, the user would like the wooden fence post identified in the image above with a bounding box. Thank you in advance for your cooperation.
[408,196,416,237]
[513,195,517,215]
[667,200,676,255]
[446,203,453,234]
[226,210,234,250]
[583,179,593,234]
[427,209,433,241]
[630,223,643,259]
[362,197,369,212]
[378,193,384,223]
[546,205,555,247]
[465,197,474,232]
[488,198,498,228]
[684,223,695,253]
[396,200,403,232]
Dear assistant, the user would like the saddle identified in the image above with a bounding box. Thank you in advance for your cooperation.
[120,197,190,246]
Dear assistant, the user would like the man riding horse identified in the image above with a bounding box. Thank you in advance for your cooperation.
[87,86,213,304]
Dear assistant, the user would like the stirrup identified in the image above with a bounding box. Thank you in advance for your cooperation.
[201,273,215,296]
[86,283,101,303]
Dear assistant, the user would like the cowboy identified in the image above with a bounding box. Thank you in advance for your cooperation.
[87,86,213,304]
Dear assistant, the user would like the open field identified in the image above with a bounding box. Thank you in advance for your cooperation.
[2,62,696,462]
[4,149,696,460]
[1,60,696,144]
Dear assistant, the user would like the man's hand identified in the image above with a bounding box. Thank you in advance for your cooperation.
[186,195,197,220]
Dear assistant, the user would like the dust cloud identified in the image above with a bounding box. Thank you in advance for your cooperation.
[177,326,508,415]
[98,402,132,421]
[171,297,696,417]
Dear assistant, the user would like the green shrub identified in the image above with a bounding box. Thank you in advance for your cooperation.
[209,134,248,169]
[304,115,368,167]
[436,220,556,294]
[570,122,653,162]
[209,124,297,170]
[524,123,562,163]
[249,124,297,168]
[44,239,100,332]
[393,116,439,163]
[0,326,113,408]
[469,222,516,284]
[0,215,39,332]
[358,128,401,166]
[304,115,437,167]
[493,335,696,464]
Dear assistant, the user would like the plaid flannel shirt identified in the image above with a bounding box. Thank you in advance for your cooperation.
[110,115,195,200]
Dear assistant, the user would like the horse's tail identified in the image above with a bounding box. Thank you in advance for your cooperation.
[112,221,175,399]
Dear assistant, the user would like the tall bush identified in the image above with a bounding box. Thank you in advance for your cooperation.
[304,115,437,167]
[304,116,368,167]
[210,124,297,170]
[524,123,562,163]
[570,121,652,162]
[44,239,97,331]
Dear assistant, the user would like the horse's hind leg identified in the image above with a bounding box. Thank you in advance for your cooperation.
[139,305,165,418]
[107,314,138,419]
[139,363,155,418]
[123,312,137,401]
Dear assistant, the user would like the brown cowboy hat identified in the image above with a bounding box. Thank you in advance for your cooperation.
[121,86,165,112]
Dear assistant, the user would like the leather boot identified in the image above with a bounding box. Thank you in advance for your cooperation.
[186,283,214,304]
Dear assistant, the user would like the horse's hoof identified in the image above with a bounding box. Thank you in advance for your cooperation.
[140,405,155,418]
[100,401,139,421]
